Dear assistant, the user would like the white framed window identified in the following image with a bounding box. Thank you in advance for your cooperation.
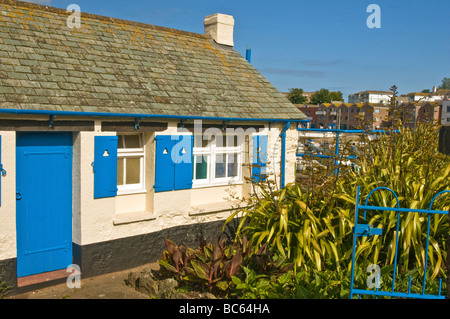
[193,133,244,187]
[117,133,145,194]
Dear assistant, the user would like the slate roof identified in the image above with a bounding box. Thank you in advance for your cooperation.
[0,0,305,120]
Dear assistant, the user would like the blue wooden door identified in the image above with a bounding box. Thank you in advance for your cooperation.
[16,132,73,278]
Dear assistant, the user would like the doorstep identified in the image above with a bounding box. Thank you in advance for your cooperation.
[17,269,72,287]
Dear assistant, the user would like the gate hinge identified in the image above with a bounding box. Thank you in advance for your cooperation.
[352,223,383,237]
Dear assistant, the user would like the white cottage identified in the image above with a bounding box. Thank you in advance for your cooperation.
[0,0,306,292]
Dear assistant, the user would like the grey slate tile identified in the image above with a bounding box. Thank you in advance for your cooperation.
[0,0,305,121]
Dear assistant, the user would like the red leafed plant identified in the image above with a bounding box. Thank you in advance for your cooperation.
[158,234,293,295]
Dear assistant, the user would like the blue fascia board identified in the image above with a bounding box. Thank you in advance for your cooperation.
[0,108,309,124]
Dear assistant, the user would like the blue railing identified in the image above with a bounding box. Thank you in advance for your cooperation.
[349,186,450,299]
[295,127,399,175]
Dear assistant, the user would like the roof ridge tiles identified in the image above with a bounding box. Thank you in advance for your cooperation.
[1,0,208,40]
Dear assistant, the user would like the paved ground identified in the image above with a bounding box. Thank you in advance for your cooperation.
[6,262,160,299]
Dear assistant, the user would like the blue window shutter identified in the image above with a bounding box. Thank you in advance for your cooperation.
[94,136,118,199]
[252,135,259,182]
[252,135,268,183]
[173,135,193,191]
[154,135,175,192]
[154,135,194,192]
[259,135,268,182]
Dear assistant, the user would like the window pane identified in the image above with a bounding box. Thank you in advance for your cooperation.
[215,153,226,178]
[117,158,124,185]
[195,156,208,180]
[123,135,141,149]
[125,157,141,184]
[227,154,238,177]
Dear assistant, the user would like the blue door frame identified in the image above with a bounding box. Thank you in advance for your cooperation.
[349,186,449,299]
[16,132,73,278]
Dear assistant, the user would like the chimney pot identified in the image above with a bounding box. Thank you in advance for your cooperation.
[204,13,234,47]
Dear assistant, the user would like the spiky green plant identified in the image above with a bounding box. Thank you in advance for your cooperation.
[337,124,450,280]
[225,123,450,297]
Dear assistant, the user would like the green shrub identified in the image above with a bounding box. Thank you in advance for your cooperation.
[337,124,450,280]
[159,123,449,299]
[158,236,293,297]
[231,267,352,299]
[224,123,450,298]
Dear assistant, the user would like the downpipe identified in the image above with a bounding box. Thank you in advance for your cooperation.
[280,121,291,189]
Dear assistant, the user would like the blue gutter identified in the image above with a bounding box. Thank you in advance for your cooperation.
[0,108,309,124]
[280,121,291,189]
[0,108,305,190]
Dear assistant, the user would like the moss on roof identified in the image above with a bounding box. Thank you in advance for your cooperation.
[0,0,305,120]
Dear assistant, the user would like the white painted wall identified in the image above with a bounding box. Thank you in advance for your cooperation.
[78,128,117,246]
[0,131,16,261]
[285,126,299,185]
[0,119,300,258]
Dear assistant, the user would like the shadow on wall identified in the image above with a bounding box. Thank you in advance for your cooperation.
[76,217,241,279]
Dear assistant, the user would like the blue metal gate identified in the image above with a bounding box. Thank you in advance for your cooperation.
[349,186,450,299]
[16,132,73,278]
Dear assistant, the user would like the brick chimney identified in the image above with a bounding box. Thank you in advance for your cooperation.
[204,13,234,47]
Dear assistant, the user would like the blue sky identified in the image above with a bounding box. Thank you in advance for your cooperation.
[27,0,449,101]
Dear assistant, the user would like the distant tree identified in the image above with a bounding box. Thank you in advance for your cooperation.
[421,89,431,93]
[329,91,344,102]
[388,85,404,127]
[438,77,450,90]
[310,88,332,105]
[287,88,308,104]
